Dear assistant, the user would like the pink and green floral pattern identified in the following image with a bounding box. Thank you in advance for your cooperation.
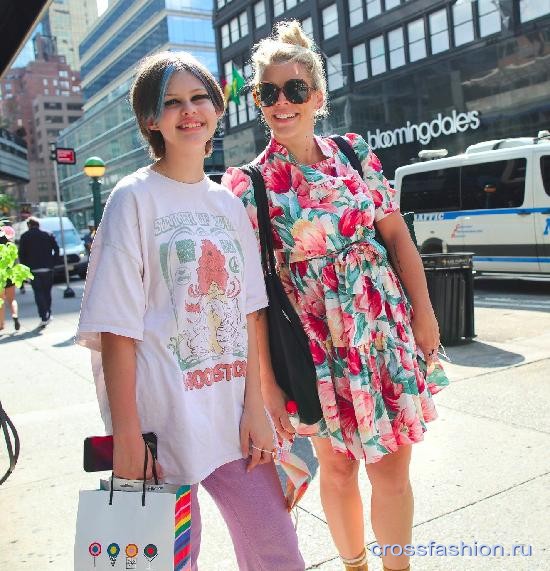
[222,133,448,462]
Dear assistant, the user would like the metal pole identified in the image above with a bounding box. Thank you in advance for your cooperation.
[91,177,102,227]
[53,161,75,298]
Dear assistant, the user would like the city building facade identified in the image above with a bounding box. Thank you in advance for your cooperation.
[0,128,29,205]
[214,0,550,178]
[0,37,82,204]
[57,0,222,228]
[42,0,101,71]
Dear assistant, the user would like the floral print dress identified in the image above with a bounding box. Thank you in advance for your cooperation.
[222,133,448,463]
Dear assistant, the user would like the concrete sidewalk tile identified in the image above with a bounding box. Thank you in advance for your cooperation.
[410,406,550,524]
[436,360,550,434]
[0,472,99,571]
[407,474,550,570]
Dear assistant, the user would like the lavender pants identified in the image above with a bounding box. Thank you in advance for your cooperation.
[190,458,305,571]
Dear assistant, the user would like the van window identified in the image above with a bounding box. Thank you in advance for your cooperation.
[52,229,82,247]
[400,167,460,213]
[460,159,526,210]
[541,156,550,197]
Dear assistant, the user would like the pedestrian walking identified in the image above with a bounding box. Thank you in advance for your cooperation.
[0,231,20,332]
[18,217,59,328]
[77,51,304,571]
[82,220,95,255]
[223,21,449,571]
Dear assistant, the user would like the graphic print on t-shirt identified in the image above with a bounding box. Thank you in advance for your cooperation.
[155,210,247,372]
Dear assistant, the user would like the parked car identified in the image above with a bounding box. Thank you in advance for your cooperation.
[13,217,88,279]
[395,132,550,276]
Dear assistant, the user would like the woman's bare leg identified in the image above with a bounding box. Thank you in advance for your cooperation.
[366,445,413,570]
[312,436,364,560]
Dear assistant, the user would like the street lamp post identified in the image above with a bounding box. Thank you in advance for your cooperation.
[83,157,106,227]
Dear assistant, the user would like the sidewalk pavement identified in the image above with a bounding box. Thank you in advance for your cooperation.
[0,281,549,570]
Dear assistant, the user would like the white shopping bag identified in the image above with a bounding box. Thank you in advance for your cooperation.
[74,484,190,570]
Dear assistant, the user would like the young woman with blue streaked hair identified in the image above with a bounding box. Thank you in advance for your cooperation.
[77,51,304,571]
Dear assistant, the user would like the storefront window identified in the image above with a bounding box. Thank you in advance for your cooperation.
[453,2,474,46]
[478,0,501,37]
[370,35,386,75]
[408,18,426,62]
[429,9,449,54]
[352,43,368,82]
[520,0,550,23]
[322,4,339,39]
[366,0,381,20]
[461,159,526,210]
[388,28,405,69]
[349,0,364,26]
[400,168,461,213]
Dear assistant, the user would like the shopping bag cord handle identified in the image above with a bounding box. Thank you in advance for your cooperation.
[108,440,156,507]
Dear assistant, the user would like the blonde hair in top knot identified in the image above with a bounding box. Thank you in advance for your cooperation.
[250,20,328,117]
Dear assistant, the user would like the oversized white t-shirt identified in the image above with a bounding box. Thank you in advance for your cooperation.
[77,167,267,484]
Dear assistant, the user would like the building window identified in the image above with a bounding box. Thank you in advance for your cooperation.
[43,78,48,86]
[326,53,344,91]
[221,24,230,48]
[366,0,381,19]
[520,0,550,22]
[230,17,239,42]
[44,101,62,110]
[478,0,501,37]
[453,2,474,47]
[348,0,364,26]
[429,9,449,54]
[385,0,400,10]
[302,16,313,38]
[370,35,386,76]
[59,70,68,78]
[254,1,266,28]
[408,18,426,62]
[388,27,405,69]
[274,0,284,16]
[352,43,368,82]
[287,0,297,9]
[322,5,339,39]
[239,11,248,37]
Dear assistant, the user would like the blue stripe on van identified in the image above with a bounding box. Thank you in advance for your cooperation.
[474,256,550,263]
[440,207,550,220]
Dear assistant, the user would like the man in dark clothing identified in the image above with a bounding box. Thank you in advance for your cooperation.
[18,217,60,327]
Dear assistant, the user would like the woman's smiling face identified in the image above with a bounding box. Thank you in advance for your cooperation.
[148,70,221,155]
[258,61,323,144]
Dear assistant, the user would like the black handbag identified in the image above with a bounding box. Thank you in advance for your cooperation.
[239,164,323,425]
[330,135,418,249]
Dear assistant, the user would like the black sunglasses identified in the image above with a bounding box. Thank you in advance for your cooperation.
[253,79,313,107]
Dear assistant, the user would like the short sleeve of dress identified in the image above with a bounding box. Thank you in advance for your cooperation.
[222,167,260,239]
[235,203,268,315]
[344,133,399,222]
[76,184,146,351]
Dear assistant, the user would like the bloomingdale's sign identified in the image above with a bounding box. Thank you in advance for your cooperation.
[367,110,481,150]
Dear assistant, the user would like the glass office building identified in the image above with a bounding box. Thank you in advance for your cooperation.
[58,0,221,227]
[214,0,550,178]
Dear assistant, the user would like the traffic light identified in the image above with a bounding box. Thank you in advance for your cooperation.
[49,142,56,161]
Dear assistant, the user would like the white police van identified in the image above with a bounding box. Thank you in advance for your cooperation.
[395,132,550,275]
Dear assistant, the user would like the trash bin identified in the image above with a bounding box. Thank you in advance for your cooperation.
[421,252,475,345]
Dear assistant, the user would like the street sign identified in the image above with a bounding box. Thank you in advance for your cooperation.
[55,147,76,165]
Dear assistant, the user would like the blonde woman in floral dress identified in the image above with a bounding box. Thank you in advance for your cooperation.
[223,21,448,571]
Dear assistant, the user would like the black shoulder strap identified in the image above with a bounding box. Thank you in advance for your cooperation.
[330,135,364,178]
[239,164,276,276]
[0,401,20,486]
